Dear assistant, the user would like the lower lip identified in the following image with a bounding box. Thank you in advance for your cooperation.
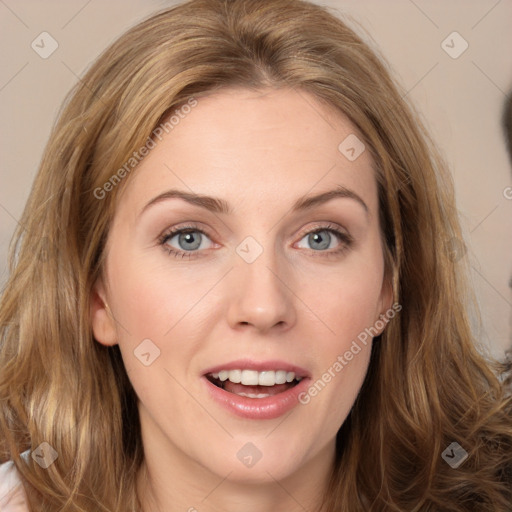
[202,376,311,420]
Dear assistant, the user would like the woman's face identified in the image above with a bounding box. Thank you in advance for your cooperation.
[92,87,391,491]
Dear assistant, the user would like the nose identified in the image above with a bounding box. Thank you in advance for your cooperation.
[225,244,297,334]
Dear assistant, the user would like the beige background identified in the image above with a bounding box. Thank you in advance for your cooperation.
[1,0,511,359]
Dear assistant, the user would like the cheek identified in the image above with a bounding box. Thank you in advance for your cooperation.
[106,254,208,411]
[304,256,385,343]
[107,246,215,339]
[296,249,383,418]
[105,247,227,398]
[299,278,377,433]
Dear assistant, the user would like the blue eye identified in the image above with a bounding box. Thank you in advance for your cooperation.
[294,224,354,259]
[298,228,346,252]
[158,223,353,259]
[159,225,213,259]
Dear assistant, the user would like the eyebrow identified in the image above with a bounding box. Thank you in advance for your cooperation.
[139,184,368,218]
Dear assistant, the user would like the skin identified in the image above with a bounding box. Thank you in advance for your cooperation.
[91,87,392,512]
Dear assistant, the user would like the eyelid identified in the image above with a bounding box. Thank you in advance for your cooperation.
[158,221,353,259]
[158,223,214,246]
[295,221,352,241]
[293,222,354,257]
[157,223,215,260]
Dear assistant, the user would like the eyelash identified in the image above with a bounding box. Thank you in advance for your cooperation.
[158,223,353,260]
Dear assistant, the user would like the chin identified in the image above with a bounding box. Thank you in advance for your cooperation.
[196,435,314,484]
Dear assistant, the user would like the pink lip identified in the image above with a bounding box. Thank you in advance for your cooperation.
[202,359,311,378]
[202,359,311,420]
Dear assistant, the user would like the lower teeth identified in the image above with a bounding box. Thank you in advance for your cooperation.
[236,392,270,399]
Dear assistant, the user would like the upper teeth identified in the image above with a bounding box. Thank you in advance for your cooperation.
[210,370,301,386]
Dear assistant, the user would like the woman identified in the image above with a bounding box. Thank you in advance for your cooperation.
[0,0,511,510]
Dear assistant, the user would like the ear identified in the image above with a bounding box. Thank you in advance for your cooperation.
[90,277,118,346]
[379,275,394,314]
[375,275,395,336]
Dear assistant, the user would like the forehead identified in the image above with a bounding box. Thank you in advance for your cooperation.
[116,87,377,218]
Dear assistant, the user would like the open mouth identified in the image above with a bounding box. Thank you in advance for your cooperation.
[205,369,303,398]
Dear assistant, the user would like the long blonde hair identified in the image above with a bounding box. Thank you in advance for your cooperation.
[1,0,511,510]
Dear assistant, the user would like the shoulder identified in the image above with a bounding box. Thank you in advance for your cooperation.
[0,451,30,512]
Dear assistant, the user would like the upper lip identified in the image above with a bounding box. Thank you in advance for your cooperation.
[203,359,311,379]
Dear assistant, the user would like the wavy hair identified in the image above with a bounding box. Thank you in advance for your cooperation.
[1,0,511,510]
